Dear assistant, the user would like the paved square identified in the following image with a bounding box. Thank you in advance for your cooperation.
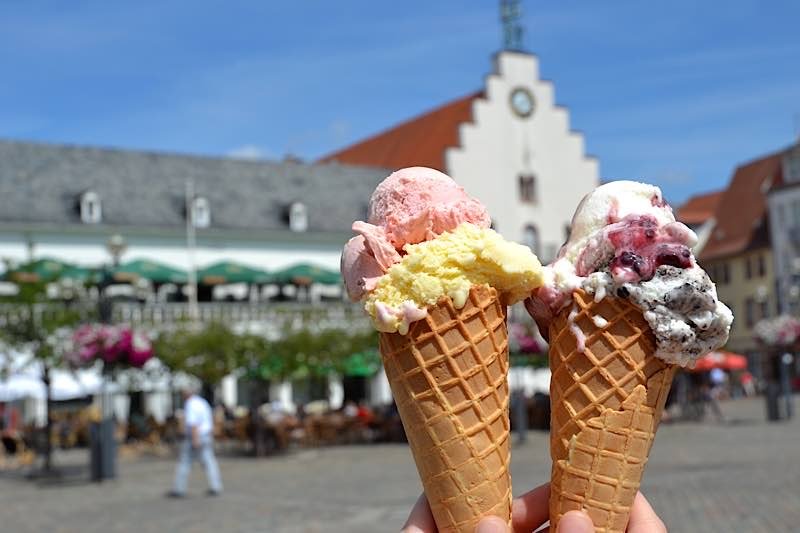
[1,396,798,532]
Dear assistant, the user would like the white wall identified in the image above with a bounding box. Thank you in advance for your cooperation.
[447,51,599,263]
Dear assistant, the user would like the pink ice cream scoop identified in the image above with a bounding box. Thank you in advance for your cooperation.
[367,167,490,248]
[341,167,490,301]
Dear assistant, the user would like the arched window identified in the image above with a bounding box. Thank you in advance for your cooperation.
[523,224,539,255]
[192,197,211,228]
[289,202,308,232]
[80,191,102,224]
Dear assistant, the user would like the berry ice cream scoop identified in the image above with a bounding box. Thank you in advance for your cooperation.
[527,180,732,366]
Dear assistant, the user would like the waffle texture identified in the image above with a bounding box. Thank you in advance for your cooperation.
[380,285,512,533]
[548,290,675,533]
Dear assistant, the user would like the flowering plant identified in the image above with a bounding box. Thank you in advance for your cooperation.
[68,324,154,369]
[509,322,546,355]
[754,315,800,348]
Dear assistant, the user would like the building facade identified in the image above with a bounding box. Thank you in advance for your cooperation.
[766,142,800,314]
[321,51,600,262]
[698,148,784,367]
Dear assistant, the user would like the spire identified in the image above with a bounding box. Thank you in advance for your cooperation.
[500,0,525,51]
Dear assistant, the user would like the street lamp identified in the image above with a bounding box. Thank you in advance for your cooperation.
[91,234,127,482]
[106,234,127,268]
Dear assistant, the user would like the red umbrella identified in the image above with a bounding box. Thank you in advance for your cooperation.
[690,351,748,372]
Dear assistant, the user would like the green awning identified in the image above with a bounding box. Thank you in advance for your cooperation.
[273,263,341,286]
[60,265,102,284]
[342,350,381,377]
[113,259,188,284]
[196,261,272,285]
[3,258,73,283]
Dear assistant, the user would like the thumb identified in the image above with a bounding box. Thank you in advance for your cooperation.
[557,511,594,533]
[475,516,511,533]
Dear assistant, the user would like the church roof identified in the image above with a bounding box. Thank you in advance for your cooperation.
[0,139,387,236]
[317,91,483,172]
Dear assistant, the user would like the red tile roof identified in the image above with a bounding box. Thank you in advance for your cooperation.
[700,150,784,261]
[317,91,483,172]
[675,190,723,226]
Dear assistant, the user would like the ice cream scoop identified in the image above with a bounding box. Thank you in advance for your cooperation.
[368,166,491,247]
[528,180,732,366]
[365,222,543,334]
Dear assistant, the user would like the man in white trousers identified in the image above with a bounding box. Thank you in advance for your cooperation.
[167,386,223,497]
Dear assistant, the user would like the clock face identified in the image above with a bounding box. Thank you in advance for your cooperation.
[510,87,534,118]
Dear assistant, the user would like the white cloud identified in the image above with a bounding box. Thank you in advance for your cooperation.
[226,144,270,161]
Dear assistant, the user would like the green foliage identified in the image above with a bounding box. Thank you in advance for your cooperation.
[0,282,83,366]
[154,323,379,384]
[269,328,378,379]
[154,322,241,385]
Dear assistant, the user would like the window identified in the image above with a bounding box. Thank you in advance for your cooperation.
[721,262,730,284]
[785,148,800,183]
[80,191,102,224]
[707,263,717,282]
[757,254,766,277]
[758,298,769,321]
[523,224,539,255]
[289,202,308,232]
[518,175,537,203]
[745,297,756,328]
[191,196,211,228]
[745,257,752,280]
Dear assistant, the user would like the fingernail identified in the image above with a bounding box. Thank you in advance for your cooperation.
[475,516,509,533]
[557,510,594,533]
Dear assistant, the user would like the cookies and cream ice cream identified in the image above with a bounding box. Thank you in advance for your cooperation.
[527,180,732,366]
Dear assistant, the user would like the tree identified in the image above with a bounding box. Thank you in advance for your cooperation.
[154,322,241,404]
[0,283,84,475]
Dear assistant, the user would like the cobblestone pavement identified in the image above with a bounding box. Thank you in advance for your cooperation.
[1,396,798,533]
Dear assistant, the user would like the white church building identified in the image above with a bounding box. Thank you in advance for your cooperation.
[321,50,600,264]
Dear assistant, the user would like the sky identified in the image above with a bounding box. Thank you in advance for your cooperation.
[1,0,799,204]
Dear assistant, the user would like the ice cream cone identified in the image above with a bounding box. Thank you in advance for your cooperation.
[380,285,512,533]
[548,289,676,533]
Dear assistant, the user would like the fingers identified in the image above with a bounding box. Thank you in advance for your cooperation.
[401,493,437,533]
[511,482,551,532]
[557,511,593,532]
[627,492,667,533]
[475,516,511,533]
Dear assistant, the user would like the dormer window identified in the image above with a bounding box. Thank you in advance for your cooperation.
[80,191,102,224]
[191,196,211,228]
[289,202,308,232]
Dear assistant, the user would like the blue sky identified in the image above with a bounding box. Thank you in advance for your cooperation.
[1,1,798,204]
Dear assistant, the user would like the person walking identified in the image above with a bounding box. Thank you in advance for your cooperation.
[167,386,223,497]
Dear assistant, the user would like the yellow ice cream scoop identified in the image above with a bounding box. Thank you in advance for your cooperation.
[365,223,545,333]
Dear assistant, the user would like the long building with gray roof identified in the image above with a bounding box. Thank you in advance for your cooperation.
[0,138,389,274]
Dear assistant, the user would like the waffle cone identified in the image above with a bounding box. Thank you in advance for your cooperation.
[548,290,676,533]
[380,285,512,533]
